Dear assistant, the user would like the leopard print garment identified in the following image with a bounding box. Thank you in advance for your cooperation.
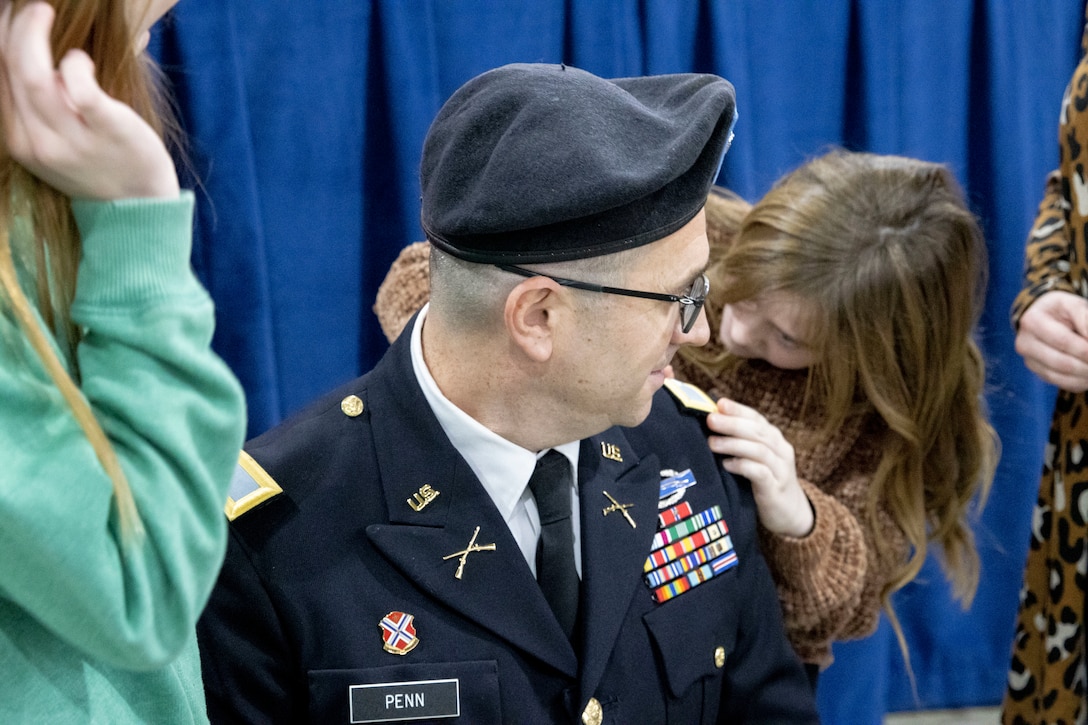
[1003,14,1088,724]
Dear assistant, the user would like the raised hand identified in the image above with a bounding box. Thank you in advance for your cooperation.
[0,1,179,200]
[706,397,814,538]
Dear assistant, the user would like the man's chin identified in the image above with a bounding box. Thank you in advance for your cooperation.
[615,393,656,430]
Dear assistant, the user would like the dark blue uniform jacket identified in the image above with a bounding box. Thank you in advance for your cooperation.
[197,326,819,724]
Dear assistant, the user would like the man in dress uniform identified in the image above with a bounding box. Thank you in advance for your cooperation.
[197,63,818,724]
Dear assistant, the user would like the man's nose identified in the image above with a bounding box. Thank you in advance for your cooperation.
[676,306,710,347]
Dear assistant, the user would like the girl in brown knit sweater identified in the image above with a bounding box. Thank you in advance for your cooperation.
[373,149,998,688]
[676,151,997,687]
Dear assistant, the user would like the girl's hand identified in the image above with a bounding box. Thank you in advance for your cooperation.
[0,1,179,200]
[706,397,814,538]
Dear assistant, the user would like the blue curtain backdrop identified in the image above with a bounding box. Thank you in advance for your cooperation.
[153,1,1086,721]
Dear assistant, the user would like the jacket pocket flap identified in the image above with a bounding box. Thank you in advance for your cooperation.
[643,580,737,698]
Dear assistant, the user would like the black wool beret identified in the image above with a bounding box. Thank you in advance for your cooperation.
[420,63,737,264]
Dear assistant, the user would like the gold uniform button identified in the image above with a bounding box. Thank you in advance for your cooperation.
[340,395,364,417]
[714,645,726,668]
[581,696,603,725]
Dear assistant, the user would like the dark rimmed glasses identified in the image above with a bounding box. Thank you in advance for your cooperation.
[496,264,710,334]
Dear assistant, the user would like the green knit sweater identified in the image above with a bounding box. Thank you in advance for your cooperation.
[0,193,246,722]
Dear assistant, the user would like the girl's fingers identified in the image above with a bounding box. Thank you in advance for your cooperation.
[709,431,787,476]
[707,410,786,453]
[708,435,772,465]
[721,455,771,485]
[1,2,70,159]
[707,411,757,438]
[715,396,761,419]
[57,49,103,121]
[0,2,178,199]
[5,3,61,115]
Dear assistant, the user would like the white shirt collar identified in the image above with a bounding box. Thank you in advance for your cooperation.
[408,304,580,523]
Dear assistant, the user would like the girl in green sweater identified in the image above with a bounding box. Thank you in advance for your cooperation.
[0,1,246,721]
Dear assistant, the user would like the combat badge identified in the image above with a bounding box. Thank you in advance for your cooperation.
[658,468,697,509]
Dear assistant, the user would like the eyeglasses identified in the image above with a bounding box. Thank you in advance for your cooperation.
[496,264,710,334]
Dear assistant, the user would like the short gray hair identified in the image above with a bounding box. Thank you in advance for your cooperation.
[429,244,640,331]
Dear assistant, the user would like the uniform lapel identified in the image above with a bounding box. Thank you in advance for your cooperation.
[576,429,661,700]
[362,334,578,677]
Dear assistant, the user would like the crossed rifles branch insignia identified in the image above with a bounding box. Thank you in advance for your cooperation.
[601,490,636,528]
[442,526,497,579]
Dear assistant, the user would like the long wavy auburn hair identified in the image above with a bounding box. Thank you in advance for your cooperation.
[0,0,178,540]
[682,150,998,671]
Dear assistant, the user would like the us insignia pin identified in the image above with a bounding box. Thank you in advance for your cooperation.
[407,484,440,512]
[600,442,623,462]
[379,611,419,655]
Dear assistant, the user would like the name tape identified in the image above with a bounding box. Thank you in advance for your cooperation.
[349,678,460,723]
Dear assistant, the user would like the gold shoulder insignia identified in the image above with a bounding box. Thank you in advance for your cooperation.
[224,450,284,521]
[663,378,717,414]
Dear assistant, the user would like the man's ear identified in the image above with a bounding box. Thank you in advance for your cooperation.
[504,277,564,362]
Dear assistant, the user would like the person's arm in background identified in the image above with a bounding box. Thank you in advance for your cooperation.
[1011,171,1088,391]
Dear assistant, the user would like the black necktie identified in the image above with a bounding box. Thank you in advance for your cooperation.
[528,450,580,640]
